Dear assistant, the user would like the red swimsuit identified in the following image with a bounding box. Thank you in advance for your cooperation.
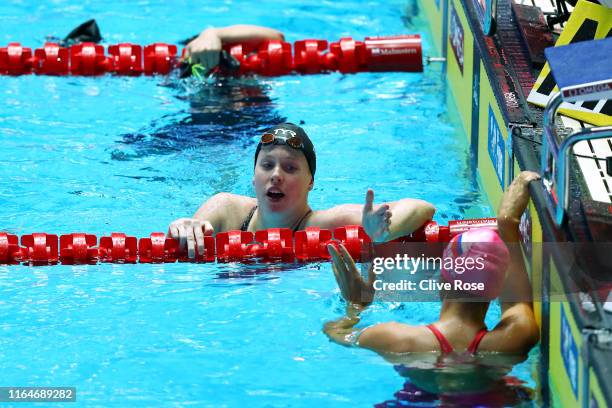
[426,324,488,354]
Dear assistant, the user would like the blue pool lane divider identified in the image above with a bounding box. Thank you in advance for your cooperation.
[0,218,496,265]
[0,35,424,77]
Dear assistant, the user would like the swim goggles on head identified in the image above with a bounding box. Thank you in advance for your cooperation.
[260,132,304,149]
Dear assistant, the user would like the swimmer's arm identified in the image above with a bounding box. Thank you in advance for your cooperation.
[323,304,413,352]
[213,25,285,44]
[192,192,241,233]
[324,302,368,346]
[184,25,284,67]
[323,315,362,347]
[316,199,434,240]
[325,320,416,352]
[324,302,416,352]
[479,172,540,354]
[355,323,417,353]
[385,198,435,240]
[482,223,539,354]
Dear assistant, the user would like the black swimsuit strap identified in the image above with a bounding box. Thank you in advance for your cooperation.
[241,206,311,232]
[241,206,257,232]
[292,209,312,233]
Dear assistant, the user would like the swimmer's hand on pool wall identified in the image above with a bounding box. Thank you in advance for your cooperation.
[167,218,214,259]
[182,25,285,70]
[497,171,541,232]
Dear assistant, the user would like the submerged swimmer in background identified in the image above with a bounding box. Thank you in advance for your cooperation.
[177,24,286,128]
[168,122,436,258]
[324,171,541,396]
[181,24,285,73]
[114,25,288,159]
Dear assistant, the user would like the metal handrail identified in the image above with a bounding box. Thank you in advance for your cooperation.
[541,91,612,226]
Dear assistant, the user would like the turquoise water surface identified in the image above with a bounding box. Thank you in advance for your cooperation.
[0,0,539,406]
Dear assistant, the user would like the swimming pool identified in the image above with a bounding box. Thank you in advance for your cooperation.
[0,0,539,406]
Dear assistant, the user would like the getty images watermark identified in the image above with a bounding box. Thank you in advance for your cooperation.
[358,241,612,303]
[371,252,488,293]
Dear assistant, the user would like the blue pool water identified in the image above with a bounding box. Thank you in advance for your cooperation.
[0,0,540,406]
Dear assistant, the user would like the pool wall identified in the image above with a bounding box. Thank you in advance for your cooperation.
[417,0,611,407]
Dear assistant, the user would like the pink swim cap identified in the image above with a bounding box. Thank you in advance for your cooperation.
[440,228,510,300]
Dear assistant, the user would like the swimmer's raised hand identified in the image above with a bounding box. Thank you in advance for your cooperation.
[362,189,392,242]
[328,244,375,307]
[183,28,222,70]
[167,218,214,259]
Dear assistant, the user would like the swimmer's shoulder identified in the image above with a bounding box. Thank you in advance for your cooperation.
[220,193,257,230]
[476,307,540,354]
[306,205,362,230]
[358,322,433,353]
[195,193,256,231]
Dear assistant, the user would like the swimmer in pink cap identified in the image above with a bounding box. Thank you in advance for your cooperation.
[440,227,510,301]
[324,171,541,356]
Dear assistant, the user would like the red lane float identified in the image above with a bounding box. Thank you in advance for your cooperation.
[0,34,423,77]
[21,233,59,264]
[293,40,330,74]
[328,38,364,73]
[60,233,98,264]
[0,218,497,265]
[363,35,423,72]
[138,232,179,263]
[108,43,143,75]
[0,233,21,264]
[0,43,34,75]
[143,43,178,75]
[255,41,293,76]
[334,225,372,261]
[216,231,254,262]
[393,218,497,243]
[99,233,138,263]
[250,228,295,262]
[294,227,334,262]
[34,43,69,75]
[70,42,107,75]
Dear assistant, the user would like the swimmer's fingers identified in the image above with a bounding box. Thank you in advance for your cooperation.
[328,244,349,279]
[519,170,541,183]
[332,263,350,301]
[203,221,214,236]
[366,262,377,287]
[337,244,364,294]
[328,244,350,299]
[183,43,204,66]
[168,223,180,241]
[193,221,205,258]
[185,223,196,259]
[374,204,390,219]
[177,222,188,253]
[383,210,392,231]
[338,244,358,274]
[328,243,341,264]
[499,171,541,224]
[337,244,374,305]
[363,189,375,213]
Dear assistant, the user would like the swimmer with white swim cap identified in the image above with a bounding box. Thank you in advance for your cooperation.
[324,171,541,356]
[168,122,436,258]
